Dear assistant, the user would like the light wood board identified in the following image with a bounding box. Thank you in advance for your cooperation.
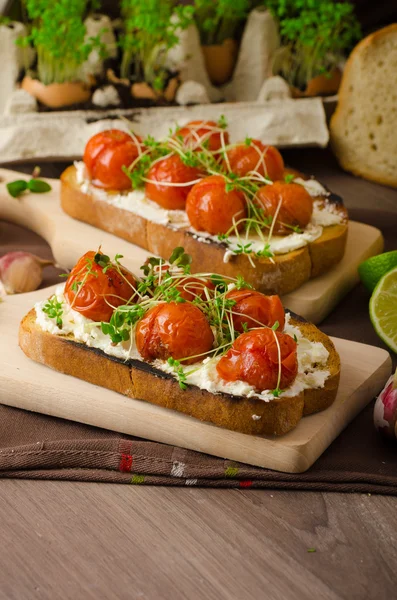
[0,167,384,324]
[0,286,391,473]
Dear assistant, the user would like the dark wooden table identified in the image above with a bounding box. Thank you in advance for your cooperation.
[0,150,396,600]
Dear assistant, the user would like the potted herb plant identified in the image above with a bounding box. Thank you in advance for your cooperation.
[268,0,361,97]
[193,0,251,86]
[19,0,106,108]
[118,0,194,102]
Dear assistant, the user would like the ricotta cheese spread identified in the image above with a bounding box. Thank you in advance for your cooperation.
[74,161,344,257]
[35,287,330,403]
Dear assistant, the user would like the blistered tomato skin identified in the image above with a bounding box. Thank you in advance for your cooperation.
[64,251,136,323]
[83,129,143,191]
[256,181,313,235]
[145,154,202,210]
[176,120,229,152]
[186,175,247,235]
[225,142,284,181]
[135,302,214,365]
[216,328,298,392]
[226,289,285,332]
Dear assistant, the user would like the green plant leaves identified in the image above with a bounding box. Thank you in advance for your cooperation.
[6,180,28,198]
[27,179,52,193]
[6,178,52,198]
[268,0,361,89]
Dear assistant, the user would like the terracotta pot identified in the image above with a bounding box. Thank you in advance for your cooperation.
[201,38,238,85]
[291,68,342,98]
[21,76,92,108]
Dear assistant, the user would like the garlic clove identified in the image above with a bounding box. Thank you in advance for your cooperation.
[374,370,397,441]
[0,251,53,294]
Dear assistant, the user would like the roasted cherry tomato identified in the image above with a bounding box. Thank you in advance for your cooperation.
[64,251,136,322]
[83,129,144,191]
[136,302,214,365]
[226,289,285,332]
[224,141,284,181]
[256,181,313,235]
[216,328,298,392]
[176,277,215,302]
[145,154,201,210]
[176,120,229,152]
[186,175,247,235]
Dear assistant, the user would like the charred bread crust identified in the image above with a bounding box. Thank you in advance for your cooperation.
[60,166,348,296]
[19,309,340,437]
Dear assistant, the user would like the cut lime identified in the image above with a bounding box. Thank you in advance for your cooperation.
[359,251,397,293]
[369,266,397,353]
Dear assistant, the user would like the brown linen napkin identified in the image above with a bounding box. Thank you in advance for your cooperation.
[0,209,396,492]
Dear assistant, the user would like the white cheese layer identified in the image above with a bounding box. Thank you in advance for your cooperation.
[75,161,188,229]
[74,162,344,256]
[35,288,330,402]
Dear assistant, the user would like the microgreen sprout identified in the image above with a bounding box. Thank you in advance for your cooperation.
[167,357,188,390]
[284,173,295,184]
[43,296,63,329]
[217,114,228,129]
[7,172,52,198]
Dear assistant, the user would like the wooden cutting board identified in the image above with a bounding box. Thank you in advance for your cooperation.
[0,287,391,473]
[0,168,384,324]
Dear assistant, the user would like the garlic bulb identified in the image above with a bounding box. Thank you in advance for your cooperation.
[0,251,53,294]
[374,370,397,441]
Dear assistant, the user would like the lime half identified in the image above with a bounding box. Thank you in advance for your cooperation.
[370,266,397,353]
[359,251,397,293]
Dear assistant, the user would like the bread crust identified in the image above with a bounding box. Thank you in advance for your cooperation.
[60,166,348,296]
[19,308,340,437]
[330,24,397,188]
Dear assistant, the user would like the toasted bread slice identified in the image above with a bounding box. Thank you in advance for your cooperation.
[19,309,340,437]
[330,24,397,188]
[60,165,348,296]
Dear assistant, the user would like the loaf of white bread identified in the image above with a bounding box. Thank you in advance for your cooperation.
[330,24,397,188]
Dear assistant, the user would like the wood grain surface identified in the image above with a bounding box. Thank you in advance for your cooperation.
[0,482,396,600]
[0,149,396,600]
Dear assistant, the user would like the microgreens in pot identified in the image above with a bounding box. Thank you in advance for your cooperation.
[268,0,361,91]
[19,0,108,85]
[119,0,194,90]
[193,0,251,46]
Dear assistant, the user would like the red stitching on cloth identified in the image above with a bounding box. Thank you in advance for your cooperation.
[239,480,253,488]
[118,440,134,472]
[119,454,133,472]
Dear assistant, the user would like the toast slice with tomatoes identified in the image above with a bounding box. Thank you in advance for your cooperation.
[61,164,348,296]
[60,121,348,296]
[19,309,340,437]
[18,249,341,437]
